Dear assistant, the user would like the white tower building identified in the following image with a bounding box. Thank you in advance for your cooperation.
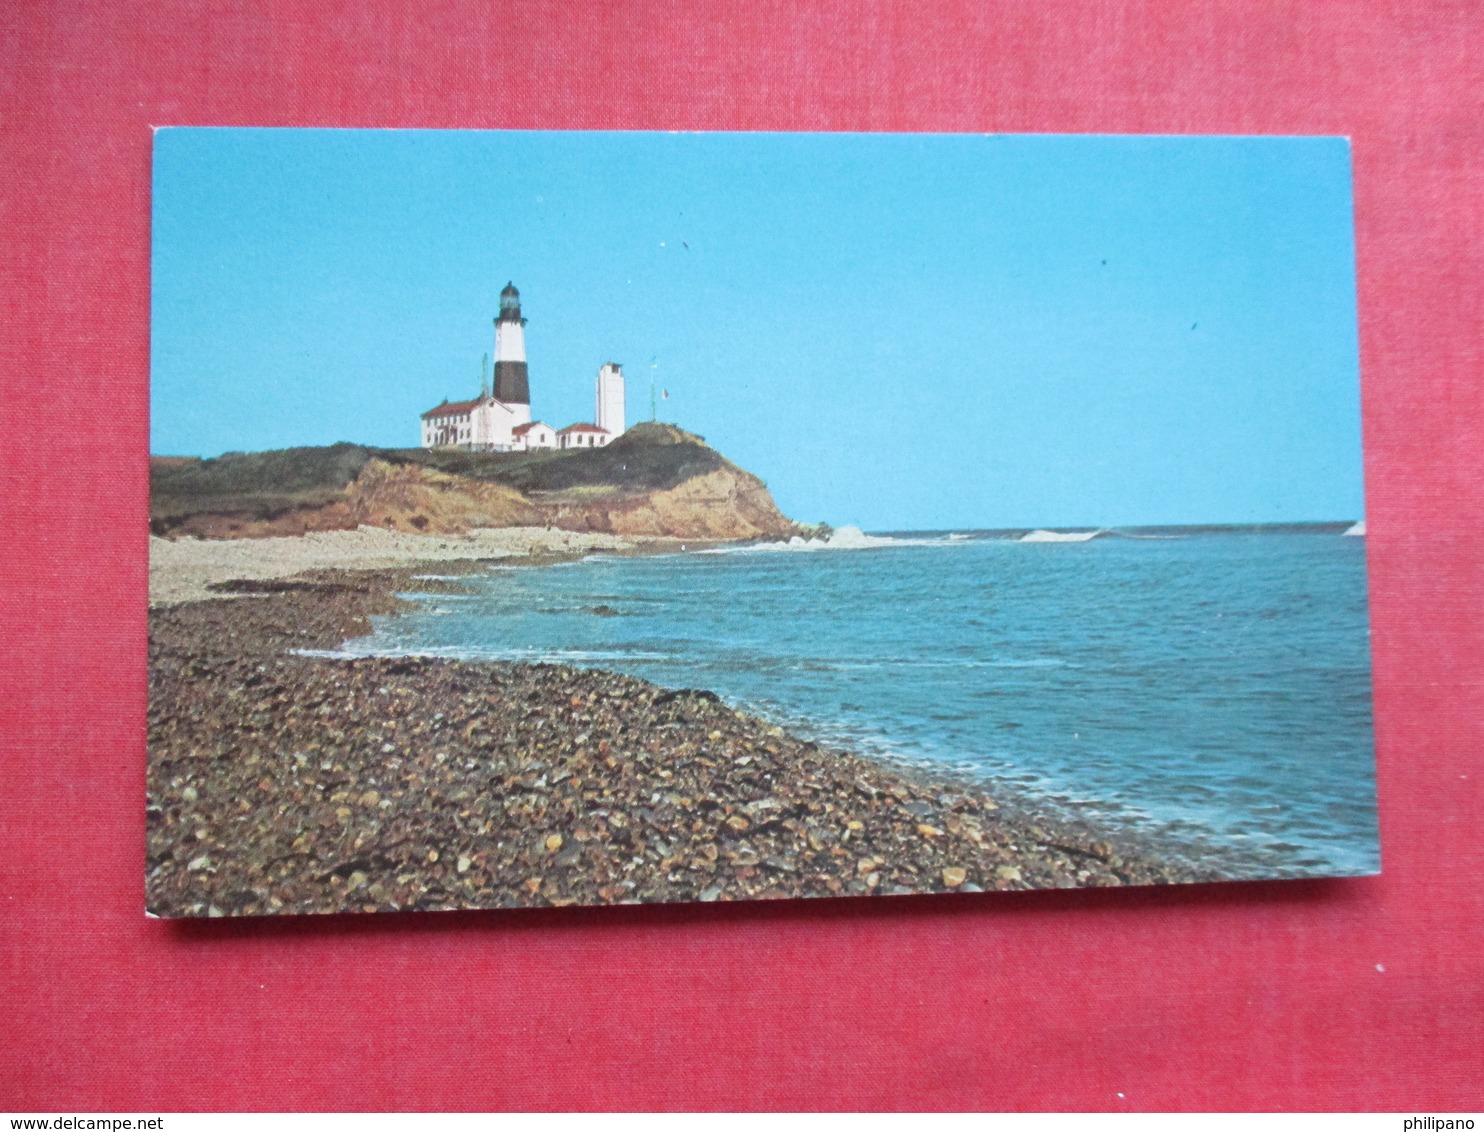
[596,361,625,438]
[493,281,532,428]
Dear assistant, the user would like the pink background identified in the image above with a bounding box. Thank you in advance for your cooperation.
[3,1,1481,1111]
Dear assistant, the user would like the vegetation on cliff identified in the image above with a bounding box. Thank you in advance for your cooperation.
[151,423,811,542]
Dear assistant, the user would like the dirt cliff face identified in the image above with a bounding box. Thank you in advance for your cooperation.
[151,428,809,542]
[346,459,536,533]
[529,466,798,539]
[608,465,798,539]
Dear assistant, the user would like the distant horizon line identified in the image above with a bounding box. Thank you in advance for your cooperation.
[869,520,1364,537]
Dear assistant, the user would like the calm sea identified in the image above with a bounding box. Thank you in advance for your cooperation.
[344,528,1379,879]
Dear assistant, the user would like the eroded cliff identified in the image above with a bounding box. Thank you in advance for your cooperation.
[151,423,809,542]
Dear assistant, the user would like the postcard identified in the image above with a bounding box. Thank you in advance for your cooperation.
[147,129,1377,916]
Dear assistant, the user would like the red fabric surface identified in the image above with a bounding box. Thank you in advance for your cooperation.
[3,0,1481,1112]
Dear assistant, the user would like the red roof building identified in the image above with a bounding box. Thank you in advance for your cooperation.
[556,422,612,450]
[421,398,484,420]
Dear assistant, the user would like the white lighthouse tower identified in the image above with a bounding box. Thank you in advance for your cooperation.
[493,282,532,427]
[596,361,625,438]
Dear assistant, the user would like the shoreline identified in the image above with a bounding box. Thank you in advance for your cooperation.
[146,544,1225,917]
[148,525,702,607]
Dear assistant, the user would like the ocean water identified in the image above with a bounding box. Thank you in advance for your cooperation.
[346,529,1380,879]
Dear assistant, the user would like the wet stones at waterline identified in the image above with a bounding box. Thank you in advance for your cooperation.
[146,568,1217,917]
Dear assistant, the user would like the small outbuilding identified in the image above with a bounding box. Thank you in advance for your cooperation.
[557,423,612,449]
[513,421,558,450]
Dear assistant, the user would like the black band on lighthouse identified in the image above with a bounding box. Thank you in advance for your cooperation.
[494,360,530,405]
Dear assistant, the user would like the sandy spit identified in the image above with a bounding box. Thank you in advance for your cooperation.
[149,525,677,606]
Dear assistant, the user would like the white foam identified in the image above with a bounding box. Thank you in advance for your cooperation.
[292,645,673,664]
[713,525,955,555]
[1343,520,1366,537]
[1020,529,1103,543]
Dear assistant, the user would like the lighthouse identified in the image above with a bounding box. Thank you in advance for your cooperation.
[421,279,633,452]
[493,281,532,422]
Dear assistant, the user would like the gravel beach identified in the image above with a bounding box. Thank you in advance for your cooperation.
[146,554,1222,917]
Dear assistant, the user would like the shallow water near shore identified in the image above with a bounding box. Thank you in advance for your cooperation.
[344,528,1379,879]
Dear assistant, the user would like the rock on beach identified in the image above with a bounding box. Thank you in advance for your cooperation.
[145,561,1219,917]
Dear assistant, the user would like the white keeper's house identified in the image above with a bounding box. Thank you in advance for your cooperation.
[420,283,626,452]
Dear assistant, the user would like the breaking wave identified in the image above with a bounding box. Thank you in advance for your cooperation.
[1019,529,1104,543]
[712,525,958,554]
[292,645,674,664]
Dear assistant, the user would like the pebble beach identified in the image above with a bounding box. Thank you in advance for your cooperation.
[146,546,1221,918]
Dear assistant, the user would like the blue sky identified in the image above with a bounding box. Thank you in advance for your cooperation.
[151,129,1363,529]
